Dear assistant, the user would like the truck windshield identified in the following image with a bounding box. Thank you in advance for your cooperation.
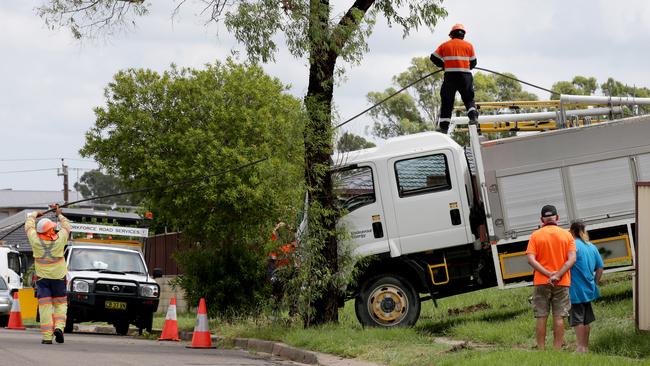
[7,252,21,275]
[333,166,376,212]
[68,248,146,274]
[0,277,7,290]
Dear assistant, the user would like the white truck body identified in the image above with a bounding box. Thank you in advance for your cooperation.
[0,246,24,291]
[337,114,648,327]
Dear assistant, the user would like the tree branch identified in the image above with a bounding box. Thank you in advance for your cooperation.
[329,0,375,59]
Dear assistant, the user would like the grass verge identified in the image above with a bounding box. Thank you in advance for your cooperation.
[155,272,650,365]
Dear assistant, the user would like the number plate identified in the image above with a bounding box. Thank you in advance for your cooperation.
[105,301,127,310]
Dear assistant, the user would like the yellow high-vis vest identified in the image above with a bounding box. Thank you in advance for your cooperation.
[25,214,71,279]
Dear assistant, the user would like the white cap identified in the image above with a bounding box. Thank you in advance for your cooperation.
[36,218,55,233]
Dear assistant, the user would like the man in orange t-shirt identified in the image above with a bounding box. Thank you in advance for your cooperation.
[526,204,576,350]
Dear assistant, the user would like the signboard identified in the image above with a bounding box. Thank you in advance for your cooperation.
[635,182,650,331]
[70,223,149,238]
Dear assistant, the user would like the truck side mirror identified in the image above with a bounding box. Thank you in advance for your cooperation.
[152,268,163,279]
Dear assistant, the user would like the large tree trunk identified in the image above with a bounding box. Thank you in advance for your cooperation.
[303,0,339,326]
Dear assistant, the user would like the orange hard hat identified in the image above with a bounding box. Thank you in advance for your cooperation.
[450,23,466,33]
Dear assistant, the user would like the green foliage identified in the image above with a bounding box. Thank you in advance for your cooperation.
[80,59,305,315]
[551,76,598,99]
[336,132,375,152]
[367,57,440,139]
[73,169,137,206]
[37,0,149,39]
[173,242,270,317]
[473,72,539,102]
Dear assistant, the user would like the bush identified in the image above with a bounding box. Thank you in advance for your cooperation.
[174,240,271,317]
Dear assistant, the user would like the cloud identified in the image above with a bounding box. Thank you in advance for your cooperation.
[1,0,649,191]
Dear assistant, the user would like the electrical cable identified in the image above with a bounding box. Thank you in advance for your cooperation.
[474,67,559,96]
[0,157,268,241]
[335,67,558,130]
[335,70,444,129]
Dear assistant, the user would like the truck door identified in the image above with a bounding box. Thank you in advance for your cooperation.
[334,163,388,256]
[389,150,470,254]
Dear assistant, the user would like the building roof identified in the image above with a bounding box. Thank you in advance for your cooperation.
[0,208,144,253]
[0,189,83,209]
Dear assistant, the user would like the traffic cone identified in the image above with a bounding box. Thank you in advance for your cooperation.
[158,297,180,341]
[6,292,26,330]
[186,298,216,349]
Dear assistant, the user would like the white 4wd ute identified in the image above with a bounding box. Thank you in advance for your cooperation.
[65,242,162,335]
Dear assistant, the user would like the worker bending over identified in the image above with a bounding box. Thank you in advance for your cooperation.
[430,23,479,134]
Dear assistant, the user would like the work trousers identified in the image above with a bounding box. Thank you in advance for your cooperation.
[439,72,477,134]
[36,278,67,341]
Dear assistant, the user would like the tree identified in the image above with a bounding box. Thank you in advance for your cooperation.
[473,72,538,102]
[550,76,598,99]
[367,57,440,139]
[80,60,305,316]
[38,0,448,325]
[336,132,375,152]
[73,169,136,206]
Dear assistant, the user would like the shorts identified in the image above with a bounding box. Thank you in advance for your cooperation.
[36,278,66,299]
[569,302,596,326]
[532,285,570,318]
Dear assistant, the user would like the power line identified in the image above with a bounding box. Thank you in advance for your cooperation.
[335,67,558,130]
[335,70,443,129]
[0,168,58,175]
[0,157,269,241]
[474,67,559,96]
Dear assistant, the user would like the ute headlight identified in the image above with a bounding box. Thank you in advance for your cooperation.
[140,284,159,298]
[72,279,90,293]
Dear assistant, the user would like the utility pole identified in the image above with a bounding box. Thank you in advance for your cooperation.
[58,158,69,204]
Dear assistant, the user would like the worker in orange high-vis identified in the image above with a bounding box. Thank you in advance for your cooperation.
[430,23,479,134]
[25,205,71,345]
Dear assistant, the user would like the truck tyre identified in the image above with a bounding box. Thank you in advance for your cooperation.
[64,317,74,333]
[355,274,420,327]
[114,320,129,336]
[0,315,8,327]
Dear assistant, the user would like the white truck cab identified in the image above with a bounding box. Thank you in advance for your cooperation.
[0,246,25,292]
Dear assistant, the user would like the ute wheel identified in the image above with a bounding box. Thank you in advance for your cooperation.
[355,274,420,327]
[114,320,129,336]
[64,317,74,333]
[0,315,8,327]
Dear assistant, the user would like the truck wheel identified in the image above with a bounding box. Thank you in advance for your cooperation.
[114,320,129,336]
[64,317,74,333]
[355,274,420,327]
[0,315,8,327]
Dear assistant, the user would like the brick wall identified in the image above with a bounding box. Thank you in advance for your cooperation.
[155,275,188,314]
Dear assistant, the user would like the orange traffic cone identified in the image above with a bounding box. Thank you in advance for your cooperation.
[186,298,215,349]
[6,292,26,330]
[158,297,180,341]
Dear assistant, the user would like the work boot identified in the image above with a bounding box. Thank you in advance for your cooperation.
[438,121,450,135]
[41,339,53,344]
[54,328,64,344]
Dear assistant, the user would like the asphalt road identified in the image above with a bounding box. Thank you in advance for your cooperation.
[0,328,304,366]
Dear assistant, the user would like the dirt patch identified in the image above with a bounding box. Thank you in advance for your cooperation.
[447,302,491,316]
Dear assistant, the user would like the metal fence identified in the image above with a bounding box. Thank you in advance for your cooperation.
[143,232,184,276]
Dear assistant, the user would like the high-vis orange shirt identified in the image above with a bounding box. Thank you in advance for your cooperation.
[526,224,576,287]
[432,38,476,73]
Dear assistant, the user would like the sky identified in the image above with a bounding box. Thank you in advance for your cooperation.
[1,0,649,191]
